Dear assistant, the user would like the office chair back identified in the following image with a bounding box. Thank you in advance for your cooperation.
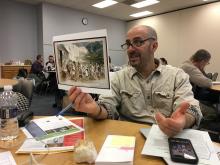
[13,79,34,106]
[17,68,28,78]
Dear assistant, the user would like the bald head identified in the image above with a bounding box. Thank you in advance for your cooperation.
[127,25,157,40]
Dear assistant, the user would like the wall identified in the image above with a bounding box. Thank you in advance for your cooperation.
[127,2,220,75]
[0,0,38,63]
[41,3,127,66]
[0,1,127,66]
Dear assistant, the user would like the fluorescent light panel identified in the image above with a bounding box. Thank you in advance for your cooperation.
[92,0,118,8]
[130,11,153,17]
[131,0,160,8]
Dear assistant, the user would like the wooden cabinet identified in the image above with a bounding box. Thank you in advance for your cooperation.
[0,65,31,79]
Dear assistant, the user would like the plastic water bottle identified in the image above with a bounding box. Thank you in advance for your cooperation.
[0,85,19,141]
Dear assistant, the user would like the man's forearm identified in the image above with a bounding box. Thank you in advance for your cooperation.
[184,113,196,128]
[87,104,108,120]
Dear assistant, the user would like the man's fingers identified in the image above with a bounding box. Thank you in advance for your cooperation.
[160,126,178,137]
[159,118,182,133]
[68,86,76,96]
[157,121,180,137]
[171,102,189,118]
[155,112,165,124]
[178,102,190,113]
[74,92,87,112]
[155,112,183,137]
[69,87,82,104]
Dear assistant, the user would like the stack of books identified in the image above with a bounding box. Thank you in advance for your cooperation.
[95,135,136,165]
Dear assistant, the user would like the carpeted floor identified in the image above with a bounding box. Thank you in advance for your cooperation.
[30,93,60,116]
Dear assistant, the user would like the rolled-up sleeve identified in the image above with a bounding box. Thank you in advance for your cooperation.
[98,72,121,119]
[173,69,203,128]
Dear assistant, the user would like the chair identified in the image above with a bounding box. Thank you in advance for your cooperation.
[13,79,34,107]
[28,72,46,94]
[212,72,218,81]
[17,68,28,79]
[39,79,50,95]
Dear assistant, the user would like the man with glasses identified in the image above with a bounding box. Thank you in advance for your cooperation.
[68,25,202,137]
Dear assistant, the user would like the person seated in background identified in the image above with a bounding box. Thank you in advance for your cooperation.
[68,25,202,137]
[30,54,44,75]
[181,49,219,120]
[160,57,168,65]
[16,68,28,79]
[44,55,57,93]
[181,49,212,88]
[45,55,55,71]
[28,54,45,90]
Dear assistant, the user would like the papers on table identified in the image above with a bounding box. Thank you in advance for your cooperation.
[141,125,219,165]
[214,145,220,161]
[212,81,220,85]
[17,117,85,154]
[0,151,17,165]
[95,135,136,165]
[139,128,150,139]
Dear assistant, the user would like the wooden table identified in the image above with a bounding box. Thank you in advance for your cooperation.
[210,84,220,91]
[0,78,18,88]
[210,84,220,113]
[0,65,31,79]
[0,117,165,165]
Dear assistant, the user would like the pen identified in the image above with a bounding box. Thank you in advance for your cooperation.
[56,103,74,117]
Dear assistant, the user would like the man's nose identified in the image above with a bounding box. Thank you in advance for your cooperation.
[127,44,136,52]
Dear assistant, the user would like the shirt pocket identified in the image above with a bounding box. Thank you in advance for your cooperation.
[152,91,174,116]
[120,90,144,114]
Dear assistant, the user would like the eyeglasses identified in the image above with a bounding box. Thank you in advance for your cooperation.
[121,37,155,50]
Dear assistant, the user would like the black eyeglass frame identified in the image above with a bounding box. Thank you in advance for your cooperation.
[121,37,155,50]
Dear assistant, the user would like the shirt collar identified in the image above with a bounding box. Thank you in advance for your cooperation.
[128,64,162,79]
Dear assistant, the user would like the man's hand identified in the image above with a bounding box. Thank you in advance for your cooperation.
[155,102,190,137]
[68,87,97,114]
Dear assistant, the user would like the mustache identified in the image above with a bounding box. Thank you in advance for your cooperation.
[128,51,140,58]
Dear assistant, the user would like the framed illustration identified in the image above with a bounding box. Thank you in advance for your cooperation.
[53,29,110,95]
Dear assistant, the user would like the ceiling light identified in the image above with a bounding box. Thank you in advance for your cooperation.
[130,11,153,17]
[131,0,160,8]
[92,0,118,9]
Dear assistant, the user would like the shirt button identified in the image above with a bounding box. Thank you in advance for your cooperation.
[147,80,150,83]
[147,96,150,99]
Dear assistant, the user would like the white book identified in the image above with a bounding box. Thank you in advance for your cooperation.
[95,135,136,165]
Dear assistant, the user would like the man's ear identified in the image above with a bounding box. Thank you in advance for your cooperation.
[152,41,158,52]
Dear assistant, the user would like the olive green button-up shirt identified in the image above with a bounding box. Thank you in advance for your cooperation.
[98,64,202,127]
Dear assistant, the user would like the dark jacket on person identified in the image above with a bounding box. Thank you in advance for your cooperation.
[30,61,43,74]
